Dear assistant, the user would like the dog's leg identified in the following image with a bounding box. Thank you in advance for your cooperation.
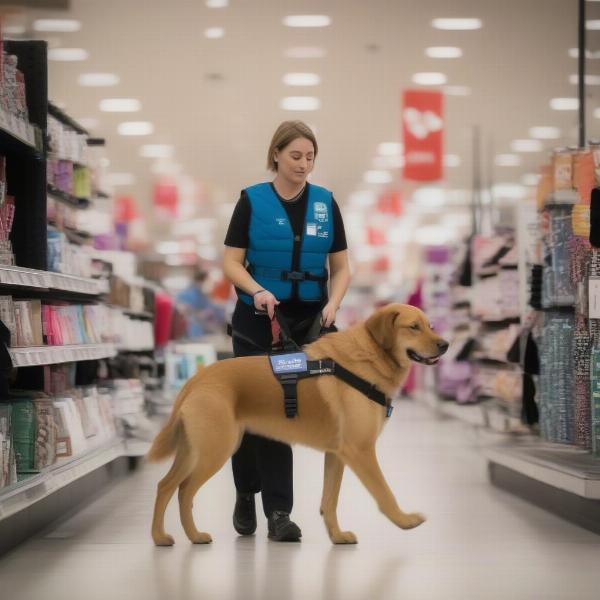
[320,452,357,544]
[341,447,425,530]
[178,422,241,544]
[152,443,196,546]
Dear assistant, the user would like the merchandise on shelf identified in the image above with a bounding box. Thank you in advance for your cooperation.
[0,51,28,121]
[47,229,93,277]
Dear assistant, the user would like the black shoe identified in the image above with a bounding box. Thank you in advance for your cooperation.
[267,511,302,542]
[233,492,257,535]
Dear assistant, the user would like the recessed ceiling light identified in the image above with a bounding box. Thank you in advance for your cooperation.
[283,15,331,28]
[550,97,579,111]
[48,48,89,61]
[33,19,81,32]
[587,20,600,29]
[118,121,154,136]
[521,173,540,186]
[79,73,120,87]
[105,173,136,186]
[431,18,482,30]
[444,85,471,96]
[412,72,447,85]
[377,142,403,156]
[495,154,522,167]
[444,154,462,167]
[77,117,99,130]
[140,144,175,159]
[529,126,561,139]
[204,27,225,39]
[284,46,327,58]
[206,0,228,7]
[425,46,463,58]
[569,74,600,85]
[283,73,321,86]
[280,96,321,111]
[364,170,392,184]
[151,161,183,175]
[568,47,600,59]
[511,139,543,153]
[373,155,405,169]
[100,98,141,112]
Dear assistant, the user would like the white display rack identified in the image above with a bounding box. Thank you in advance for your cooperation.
[0,265,109,295]
[0,106,37,148]
[0,439,124,521]
[9,343,117,367]
[486,444,600,499]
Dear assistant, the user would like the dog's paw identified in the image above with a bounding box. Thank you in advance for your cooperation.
[399,512,426,530]
[153,533,175,546]
[190,532,212,544]
[330,530,358,544]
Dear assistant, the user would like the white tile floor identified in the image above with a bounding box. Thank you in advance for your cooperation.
[1,400,600,600]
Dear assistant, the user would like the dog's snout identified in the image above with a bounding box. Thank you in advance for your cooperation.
[437,340,449,354]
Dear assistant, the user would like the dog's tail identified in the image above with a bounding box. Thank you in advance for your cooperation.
[145,366,204,463]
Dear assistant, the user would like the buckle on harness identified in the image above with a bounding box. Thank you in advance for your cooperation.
[284,271,305,281]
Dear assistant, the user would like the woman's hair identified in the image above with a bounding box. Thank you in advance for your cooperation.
[267,121,318,171]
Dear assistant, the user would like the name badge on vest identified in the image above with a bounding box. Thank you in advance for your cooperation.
[306,223,317,236]
[270,352,308,374]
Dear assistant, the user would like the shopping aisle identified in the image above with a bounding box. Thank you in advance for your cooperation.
[1,400,599,600]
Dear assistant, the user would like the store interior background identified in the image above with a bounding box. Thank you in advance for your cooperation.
[1,0,592,305]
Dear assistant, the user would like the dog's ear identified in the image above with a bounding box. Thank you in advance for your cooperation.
[365,306,400,350]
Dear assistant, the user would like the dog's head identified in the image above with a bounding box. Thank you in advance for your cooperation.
[365,303,449,367]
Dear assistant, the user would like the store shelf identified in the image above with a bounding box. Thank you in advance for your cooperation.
[486,443,600,499]
[0,265,109,295]
[47,101,89,136]
[0,439,123,521]
[122,308,154,320]
[8,343,117,367]
[0,106,42,156]
[47,184,91,209]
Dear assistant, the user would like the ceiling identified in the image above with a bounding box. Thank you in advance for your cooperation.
[2,0,600,232]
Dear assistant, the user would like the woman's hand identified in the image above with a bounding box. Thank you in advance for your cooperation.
[321,302,338,328]
[253,289,279,319]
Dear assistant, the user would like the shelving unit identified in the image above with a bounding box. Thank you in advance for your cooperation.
[0,265,108,295]
[8,343,117,367]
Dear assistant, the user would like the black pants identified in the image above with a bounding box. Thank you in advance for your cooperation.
[230,300,319,518]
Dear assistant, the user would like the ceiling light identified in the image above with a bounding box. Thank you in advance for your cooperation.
[283,15,331,27]
[495,154,522,167]
[444,85,471,96]
[79,73,120,87]
[105,173,136,187]
[283,73,321,86]
[568,48,600,59]
[412,72,447,85]
[550,97,579,111]
[569,74,600,85]
[33,19,81,32]
[48,48,89,61]
[521,173,540,186]
[586,20,600,29]
[364,170,392,184]
[2,25,26,35]
[529,126,561,139]
[373,155,405,169]
[204,27,225,39]
[284,46,327,58]
[151,161,183,175]
[425,46,463,58]
[431,18,482,30]
[280,96,321,111]
[206,0,228,7]
[492,184,526,199]
[348,190,377,207]
[511,139,543,152]
[140,145,175,159]
[118,121,154,136]
[444,154,461,167]
[100,98,141,112]
[377,142,403,156]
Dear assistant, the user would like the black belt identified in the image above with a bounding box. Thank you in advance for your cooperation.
[251,266,328,282]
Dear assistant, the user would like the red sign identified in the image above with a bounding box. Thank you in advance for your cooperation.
[402,90,444,182]
[377,190,403,216]
[153,178,179,217]
[114,195,139,222]
[367,226,386,246]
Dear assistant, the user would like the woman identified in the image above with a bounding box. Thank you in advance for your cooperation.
[222,120,351,542]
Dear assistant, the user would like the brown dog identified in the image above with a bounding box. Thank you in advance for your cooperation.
[147,303,448,546]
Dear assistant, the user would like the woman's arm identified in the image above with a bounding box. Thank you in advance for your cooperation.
[322,249,351,326]
[222,246,279,317]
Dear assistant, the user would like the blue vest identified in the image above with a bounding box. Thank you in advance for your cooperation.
[238,182,334,305]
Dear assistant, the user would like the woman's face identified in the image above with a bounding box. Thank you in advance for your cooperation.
[274,137,315,185]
